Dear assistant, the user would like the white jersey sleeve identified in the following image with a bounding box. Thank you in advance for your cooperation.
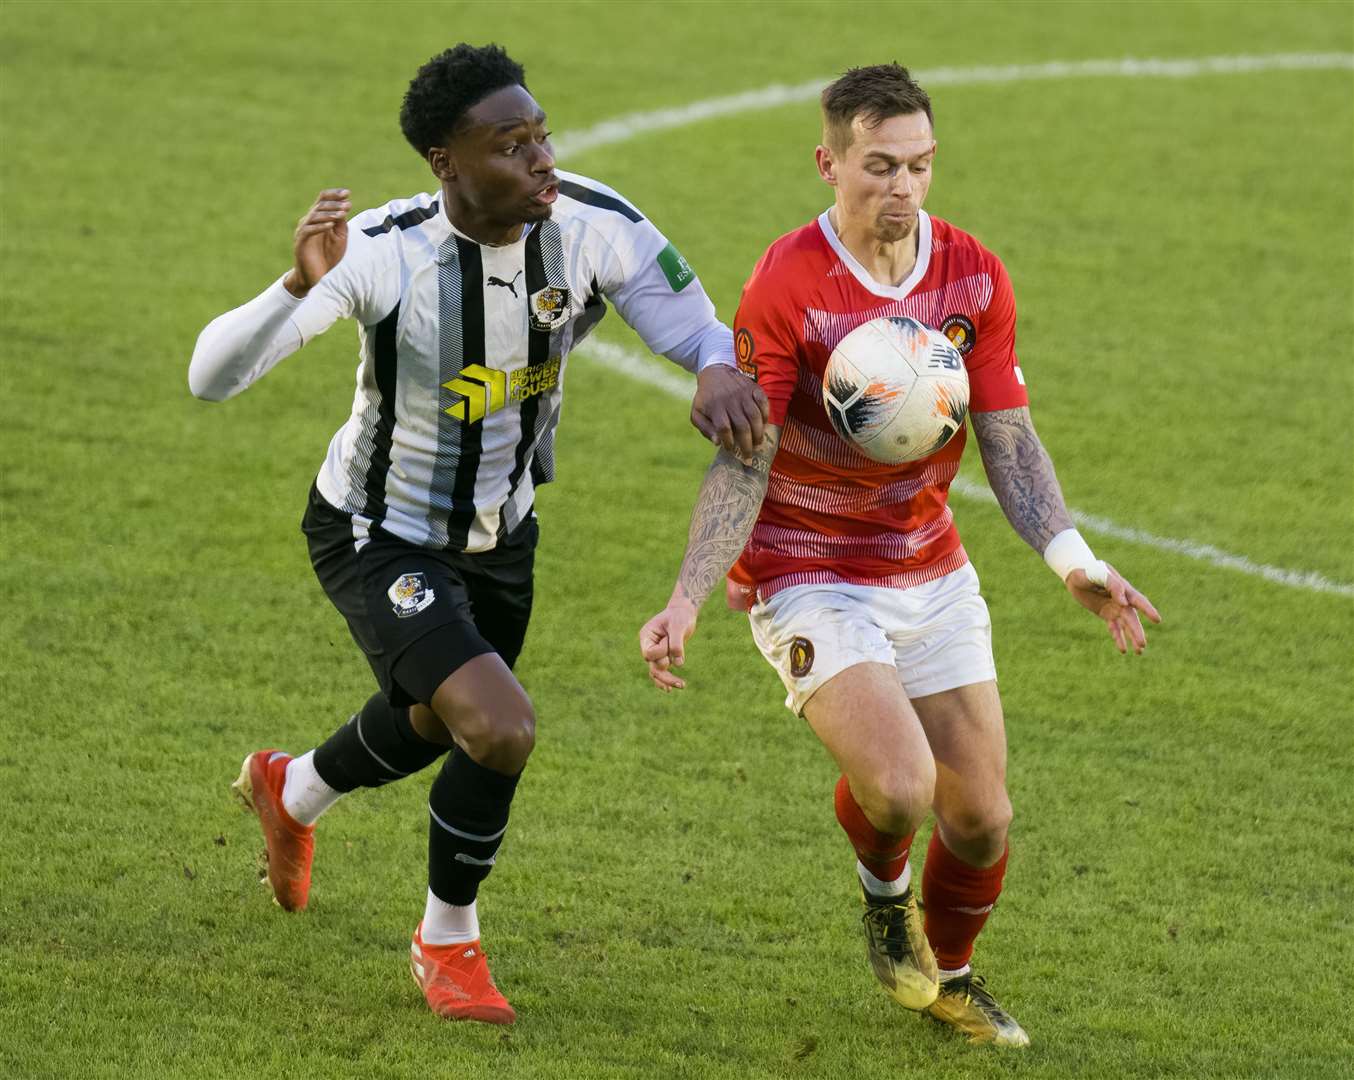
[188,218,397,401]
[576,181,725,371]
[289,222,398,341]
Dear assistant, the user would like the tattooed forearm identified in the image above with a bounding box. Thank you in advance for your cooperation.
[971,407,1074,553]
[675,427,780,607]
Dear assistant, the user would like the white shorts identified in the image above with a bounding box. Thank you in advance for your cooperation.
[747,563,996,716]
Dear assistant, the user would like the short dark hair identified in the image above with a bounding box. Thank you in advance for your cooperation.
[821,63,933,153]
[399,44,527,156]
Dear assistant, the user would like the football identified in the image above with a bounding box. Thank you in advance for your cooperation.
[821,315,970,464]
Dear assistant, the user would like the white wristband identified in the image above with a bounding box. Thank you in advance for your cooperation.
[1043,528,1109,587]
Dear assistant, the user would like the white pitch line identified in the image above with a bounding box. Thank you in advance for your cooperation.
[576,338,700,400]
[576,341,1354,599]
[552,52,1354,159]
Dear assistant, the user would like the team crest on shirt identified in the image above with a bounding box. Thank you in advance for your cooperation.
[387,573,436,618]
[529,286,570,331]
[735,328,757,379]
[940,314,976,355]
[789,637,815,678]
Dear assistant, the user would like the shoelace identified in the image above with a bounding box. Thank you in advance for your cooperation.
[947,973,1006,1019]
[862,902,912,960]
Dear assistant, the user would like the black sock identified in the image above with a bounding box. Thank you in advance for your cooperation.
[312,692,448,793]
[427,747,522,905]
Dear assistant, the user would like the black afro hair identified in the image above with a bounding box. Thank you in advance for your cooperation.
[400,44,527,156]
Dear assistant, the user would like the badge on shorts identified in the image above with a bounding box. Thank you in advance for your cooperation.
[789,637,815,678]
[388,572,436,618]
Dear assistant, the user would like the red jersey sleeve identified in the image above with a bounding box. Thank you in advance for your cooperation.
[965,253,1029,413]
[732,252,802,427]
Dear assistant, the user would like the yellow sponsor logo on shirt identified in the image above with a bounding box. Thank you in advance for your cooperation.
[508,358,561,403]
[443,360,560,423]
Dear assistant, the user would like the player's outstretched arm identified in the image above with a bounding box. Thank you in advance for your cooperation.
[971,406,1161,654]
[188,189,353,401]
[639,426,781,691]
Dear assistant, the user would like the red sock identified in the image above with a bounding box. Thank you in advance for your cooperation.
[922,830,1008,971]
[833,775,914,883]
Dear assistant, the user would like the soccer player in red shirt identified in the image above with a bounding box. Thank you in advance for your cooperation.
[639,64,1160,1047]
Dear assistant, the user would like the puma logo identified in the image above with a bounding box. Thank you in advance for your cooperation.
[487,270,522,298]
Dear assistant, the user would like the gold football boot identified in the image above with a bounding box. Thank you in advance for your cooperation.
[859,886,940,1010]
[926,971,1030,1047]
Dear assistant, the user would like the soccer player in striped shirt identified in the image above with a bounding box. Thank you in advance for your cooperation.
[639,63,1160,1046]
[189,44,767,1024]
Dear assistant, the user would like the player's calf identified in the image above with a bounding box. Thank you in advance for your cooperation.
[922,833,1009,970]
[426,746,524,905]
[311,693,450,797]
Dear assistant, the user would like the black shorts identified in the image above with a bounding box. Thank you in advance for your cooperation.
[301,484,537,708]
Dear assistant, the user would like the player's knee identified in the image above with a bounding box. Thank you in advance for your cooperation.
[858,764,935,835]
[495,706,536,769]
[942,797,1012,866]
[463,703,536,773]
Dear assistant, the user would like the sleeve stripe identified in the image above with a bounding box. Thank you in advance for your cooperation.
[361,202,441,237]
[557,179,643,222]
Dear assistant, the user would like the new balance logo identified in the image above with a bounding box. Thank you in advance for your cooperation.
[487,270,522,298]
[443,365,507,423]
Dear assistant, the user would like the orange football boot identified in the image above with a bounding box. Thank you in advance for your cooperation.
[409,923,516,1024]
[231,750,315,912]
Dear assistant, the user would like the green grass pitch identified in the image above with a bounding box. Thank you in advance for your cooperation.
[2,2,1352,1077]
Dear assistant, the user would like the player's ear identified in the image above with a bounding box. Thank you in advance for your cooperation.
[815,144,838,187]
[428,145,456,183]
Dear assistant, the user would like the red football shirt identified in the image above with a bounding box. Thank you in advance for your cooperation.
[729,210,1028,603]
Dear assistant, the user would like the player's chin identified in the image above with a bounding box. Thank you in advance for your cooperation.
[522,200,554,222]
[875,215,915,243]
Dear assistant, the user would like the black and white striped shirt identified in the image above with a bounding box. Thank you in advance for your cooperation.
[190,170,731,552]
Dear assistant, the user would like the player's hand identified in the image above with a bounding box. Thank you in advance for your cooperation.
[692,364,769,465]
[639,598,699,692]
[1065,565,1161,655]
[284,188,351,298]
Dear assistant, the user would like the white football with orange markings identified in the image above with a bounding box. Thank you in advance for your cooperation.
[822,316,969,464]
